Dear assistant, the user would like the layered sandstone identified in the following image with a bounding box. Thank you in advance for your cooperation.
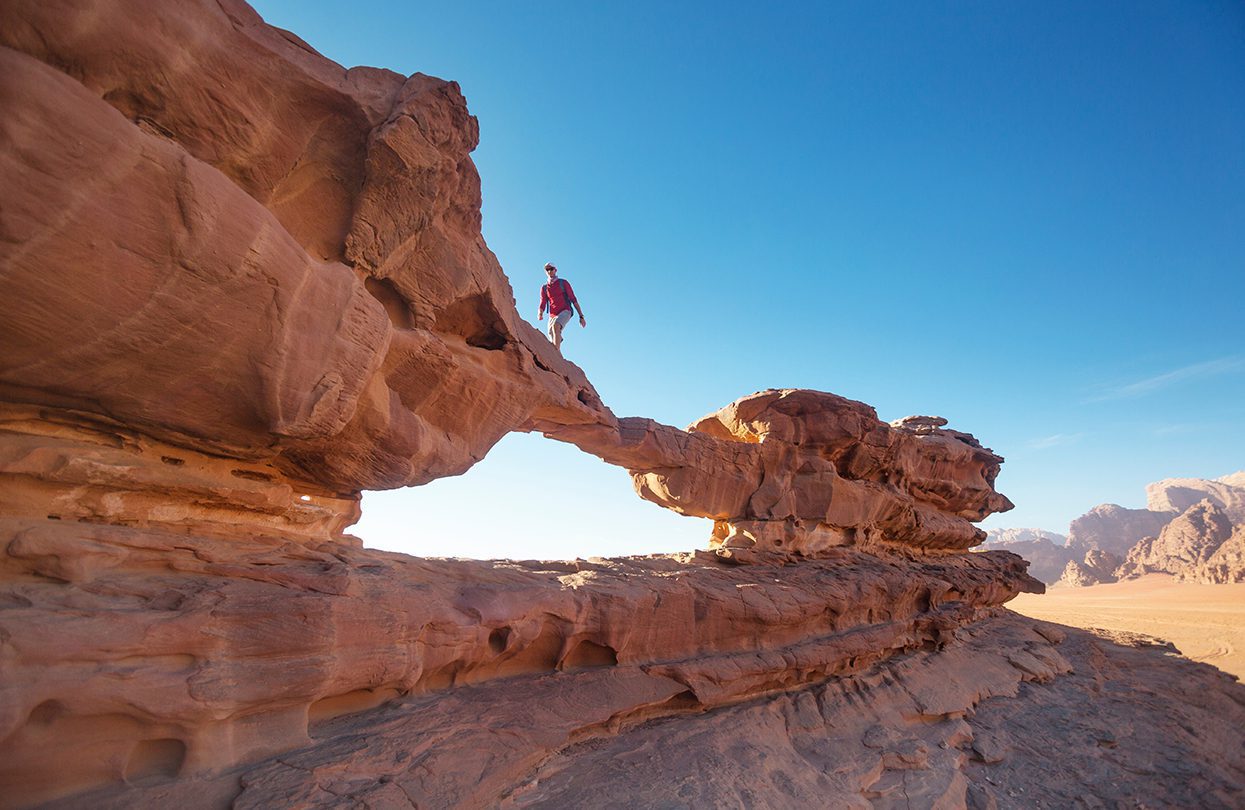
[536,391,1013,555]
[0,0,610,494]
[1,2,1243,808]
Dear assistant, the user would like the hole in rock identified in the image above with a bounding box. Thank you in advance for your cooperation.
[560,639,618,670]
[231,469,274,482]
[490,622,564,679]
[124,738,186,783]
[365,276,417,330]
[28,700,65,726]
[488,626,512,654]
[160,456,185,466]
[356,432,708,560]
[308,687,401,731]
[661,690,703,711]
[434,292,508,351]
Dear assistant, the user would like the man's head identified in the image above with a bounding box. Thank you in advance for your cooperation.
[544,262,557,279]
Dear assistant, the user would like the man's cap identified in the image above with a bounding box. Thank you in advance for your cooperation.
[544,262,556,270]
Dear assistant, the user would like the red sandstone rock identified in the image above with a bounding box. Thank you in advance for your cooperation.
[0,2,1242,808]
[536,389,1013,554]
[0,0,610,493]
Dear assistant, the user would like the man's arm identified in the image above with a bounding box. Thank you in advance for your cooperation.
[564,280,586,325]
[538,285,548,320]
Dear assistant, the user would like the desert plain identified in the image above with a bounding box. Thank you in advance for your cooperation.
[1010,574,1245,679]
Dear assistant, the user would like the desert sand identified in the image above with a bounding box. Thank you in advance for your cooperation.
[1010,574,1245,679]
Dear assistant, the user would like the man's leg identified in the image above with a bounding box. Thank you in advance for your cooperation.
[548,309,571,350]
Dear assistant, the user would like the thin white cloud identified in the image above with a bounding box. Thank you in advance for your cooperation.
[1088,356,1245,402]
[1026,432,1083,450]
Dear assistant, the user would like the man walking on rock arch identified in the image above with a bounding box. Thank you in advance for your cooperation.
[537,262,586,351]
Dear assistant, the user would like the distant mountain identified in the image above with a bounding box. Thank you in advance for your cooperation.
[1117,501,1242,584]
[989,472,1245,586]
[1050,472,1245,587]
[1146,472,1245,517]
[1066,504,1176,557]
[980,529,1074,583]
[984,528,1067,546]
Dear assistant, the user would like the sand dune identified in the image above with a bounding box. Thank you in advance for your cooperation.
[1008,574,1245,679]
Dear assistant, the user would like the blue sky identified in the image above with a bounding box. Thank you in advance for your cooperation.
[250,1,1245,559]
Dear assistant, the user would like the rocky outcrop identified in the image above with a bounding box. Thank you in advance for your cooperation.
[535,391,1013,555]
[0,0,609,494]
[1197,524,1245,584]
[1057,548,1122,588]
[40,615,1245,810]
[0,507,1038,805]
[1118,500,1237,583]
[1,2,1242,808]
[1056,497,1245,586]
[990,476,1245,585]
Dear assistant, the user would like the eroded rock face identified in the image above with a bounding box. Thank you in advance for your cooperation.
[0,514,1039,805]
[536,389,1014,554]
[0,0,610,494]
[1,2,1242,808]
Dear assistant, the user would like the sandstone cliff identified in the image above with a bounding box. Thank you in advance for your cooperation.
[1,2,1243,808]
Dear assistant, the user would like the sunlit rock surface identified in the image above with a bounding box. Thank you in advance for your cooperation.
[536,390,1013,554]
[1052,476,1245,587]
[1,1,1243,808]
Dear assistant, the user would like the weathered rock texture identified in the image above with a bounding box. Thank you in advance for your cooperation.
[537,392,1013,555]
[0,0,610,494]
[1,2,1243,808]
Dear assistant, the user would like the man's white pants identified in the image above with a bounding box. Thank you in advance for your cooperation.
[547,309,573,349]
